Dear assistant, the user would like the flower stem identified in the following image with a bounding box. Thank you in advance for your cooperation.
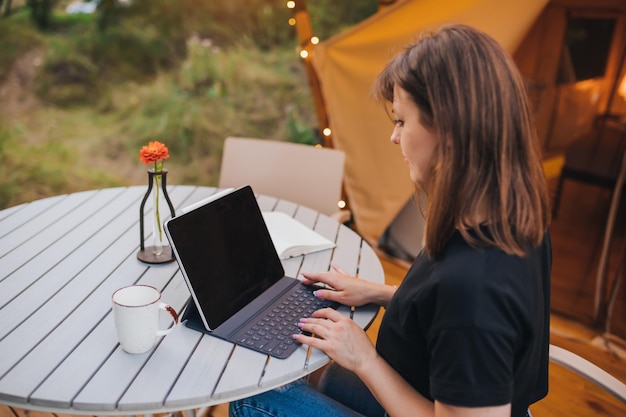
[153,160,164,255]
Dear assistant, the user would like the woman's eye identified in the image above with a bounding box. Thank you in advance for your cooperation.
[393,119,404,127]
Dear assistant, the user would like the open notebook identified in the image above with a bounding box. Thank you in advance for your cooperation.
[261,211,335,259]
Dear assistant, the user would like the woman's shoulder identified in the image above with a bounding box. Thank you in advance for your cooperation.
[432,230,543,292]
[409,229,550,288]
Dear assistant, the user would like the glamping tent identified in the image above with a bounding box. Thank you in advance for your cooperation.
[296,0,626,257]
[309,0,550,250]
[293,0,626,338]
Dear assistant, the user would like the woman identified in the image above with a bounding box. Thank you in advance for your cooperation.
[230,23,551,417]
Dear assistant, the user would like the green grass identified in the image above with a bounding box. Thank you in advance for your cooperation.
[0,125,123,208]
[0,38,317,209]
[0,0,377,209]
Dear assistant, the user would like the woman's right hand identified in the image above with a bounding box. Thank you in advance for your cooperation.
[301,264,396,307]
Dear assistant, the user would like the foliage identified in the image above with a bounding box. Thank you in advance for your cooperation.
[180,0,295,50]
[27,0,56,29]
[34,19,184,104]
[0,10,43,82]
[83,24,181,79]
[111,39,316,166]
[286,107,318,145]
[35,43,100,105]
[308,0,378,40]
[0,126,122,208]
[0,0,380,209]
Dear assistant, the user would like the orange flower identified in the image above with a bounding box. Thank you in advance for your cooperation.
[139,141,170,165]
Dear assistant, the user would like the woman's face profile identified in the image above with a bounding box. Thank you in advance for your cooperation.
[390,86,438,185]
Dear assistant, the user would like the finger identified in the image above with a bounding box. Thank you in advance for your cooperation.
[301,271,323,283]
[302,271,336,288]
[293,332,323,348]
[311,307,345,322]
[298,318,332,339]
[311,288,338,302]
[331,263,350,277]
[300,276,319,286]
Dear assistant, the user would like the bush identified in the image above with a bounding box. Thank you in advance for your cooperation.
[0,127,122,208]
[35,48,100,105]
[101,40,315,186]
[83,24,182,80]
[34,19,185,106]
[308,0,378,40]
[0,11,43,82]
[183,0,294,50]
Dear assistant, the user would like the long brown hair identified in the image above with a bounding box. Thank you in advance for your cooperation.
[373,24,550,258]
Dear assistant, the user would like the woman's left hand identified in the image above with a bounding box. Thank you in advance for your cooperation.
[295,307,377,374]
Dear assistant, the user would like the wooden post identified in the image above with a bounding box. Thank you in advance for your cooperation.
[290,0,332,148]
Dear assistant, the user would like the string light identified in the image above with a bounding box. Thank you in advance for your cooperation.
[288,1,320,62]
[288,0,335,152]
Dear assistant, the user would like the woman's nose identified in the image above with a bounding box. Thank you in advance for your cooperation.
[390,128,400,144]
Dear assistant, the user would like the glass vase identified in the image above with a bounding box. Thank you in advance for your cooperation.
[152,172,165,256]
[137,168,176,264]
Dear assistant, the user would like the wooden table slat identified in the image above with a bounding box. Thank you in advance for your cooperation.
[164,335,233,409]
[117,325,202,411]
[0,192,93,258]
[292,205,319,229]
[259,344,326,390]
[358,242,385,284]
[211,346,267,400]
[0,195,66,237]
[0,202,27,224]
[332,225,362,276]
[255,195,278,212]
[272,200,298,217]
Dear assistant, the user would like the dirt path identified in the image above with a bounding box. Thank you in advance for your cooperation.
[0,48,45,132]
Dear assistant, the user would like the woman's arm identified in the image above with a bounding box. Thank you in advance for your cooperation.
[435,403,510,417]
[301,263,397,308]
[297,308,511,417]
[356,349,435,417]
[298,307,432,416]
[360,355,511,417]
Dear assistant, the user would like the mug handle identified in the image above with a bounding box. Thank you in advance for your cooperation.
[156,303,179,336]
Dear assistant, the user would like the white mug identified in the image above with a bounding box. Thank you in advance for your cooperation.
[112,285,179,354]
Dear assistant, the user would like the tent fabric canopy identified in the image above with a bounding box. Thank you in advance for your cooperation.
[312,0,549,244]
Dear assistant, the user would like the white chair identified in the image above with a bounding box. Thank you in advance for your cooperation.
[549,344,626,404]
[218,137,349,221]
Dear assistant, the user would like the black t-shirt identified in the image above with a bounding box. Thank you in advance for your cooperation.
[376,230,551,417]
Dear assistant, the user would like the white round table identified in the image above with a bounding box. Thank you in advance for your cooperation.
[0,186,384,415]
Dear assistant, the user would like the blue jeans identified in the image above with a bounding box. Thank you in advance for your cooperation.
[229,364,385,417]
[228,364,533,417]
